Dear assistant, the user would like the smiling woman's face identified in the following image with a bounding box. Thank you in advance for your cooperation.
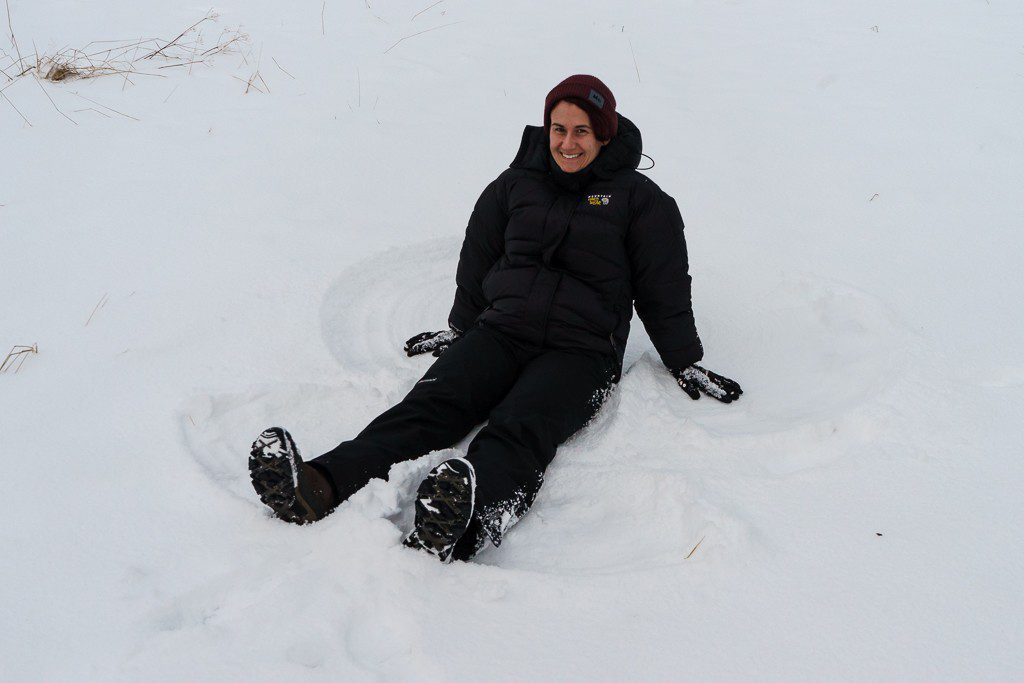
[548,100,607,173]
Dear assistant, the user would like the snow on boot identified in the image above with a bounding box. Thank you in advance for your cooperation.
[249,427,335,525]
[403,458,476,563]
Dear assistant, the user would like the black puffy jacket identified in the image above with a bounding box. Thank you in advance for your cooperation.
[447,113,703,372]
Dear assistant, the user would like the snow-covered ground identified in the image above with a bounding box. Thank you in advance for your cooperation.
[3,0,1023,679]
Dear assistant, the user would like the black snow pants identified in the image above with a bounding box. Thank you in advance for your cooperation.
[311,323,617,547]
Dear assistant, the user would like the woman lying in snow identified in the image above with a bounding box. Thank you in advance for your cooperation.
[249,74,742,563]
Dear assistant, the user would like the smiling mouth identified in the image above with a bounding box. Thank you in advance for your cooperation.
[560,152,582,159]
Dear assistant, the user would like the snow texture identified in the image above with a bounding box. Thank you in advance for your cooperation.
[2,0,1023,679]
[477,469,544,549]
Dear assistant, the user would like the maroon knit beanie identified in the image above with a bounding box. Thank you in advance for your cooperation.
[544,74,618,141]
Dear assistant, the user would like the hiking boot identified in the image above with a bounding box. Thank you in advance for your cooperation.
[249,427,336,524]
[449,517,488,562]
[403,458,476,563]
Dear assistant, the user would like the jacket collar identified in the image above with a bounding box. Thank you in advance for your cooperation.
[509,113,644,181]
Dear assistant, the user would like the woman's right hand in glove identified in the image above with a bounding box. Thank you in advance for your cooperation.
[403,327,461,357]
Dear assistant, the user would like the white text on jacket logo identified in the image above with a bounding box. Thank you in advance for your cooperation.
[587,194,611,206]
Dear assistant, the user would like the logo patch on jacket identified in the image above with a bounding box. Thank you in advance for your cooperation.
[587,194,611,206]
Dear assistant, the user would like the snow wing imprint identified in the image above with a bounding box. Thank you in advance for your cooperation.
[320,237,460,373]
[711,273,917,430]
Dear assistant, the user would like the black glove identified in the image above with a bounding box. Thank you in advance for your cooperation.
[404,326,461,357]
[670,364,743,403]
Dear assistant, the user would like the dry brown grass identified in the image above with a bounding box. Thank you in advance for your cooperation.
[1,344,37,374]
[684,535,706,560]
[1,9,250,88]
[0,8,255,124]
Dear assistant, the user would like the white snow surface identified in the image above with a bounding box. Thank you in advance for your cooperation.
[3,0,1023,679]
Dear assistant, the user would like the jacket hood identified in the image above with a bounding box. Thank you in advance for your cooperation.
[510,113,643,180]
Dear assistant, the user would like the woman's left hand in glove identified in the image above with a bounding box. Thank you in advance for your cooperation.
[669,365,743,403]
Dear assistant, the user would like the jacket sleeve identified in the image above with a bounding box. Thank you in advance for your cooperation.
[447,175,509,331]
[626,182,704,369]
